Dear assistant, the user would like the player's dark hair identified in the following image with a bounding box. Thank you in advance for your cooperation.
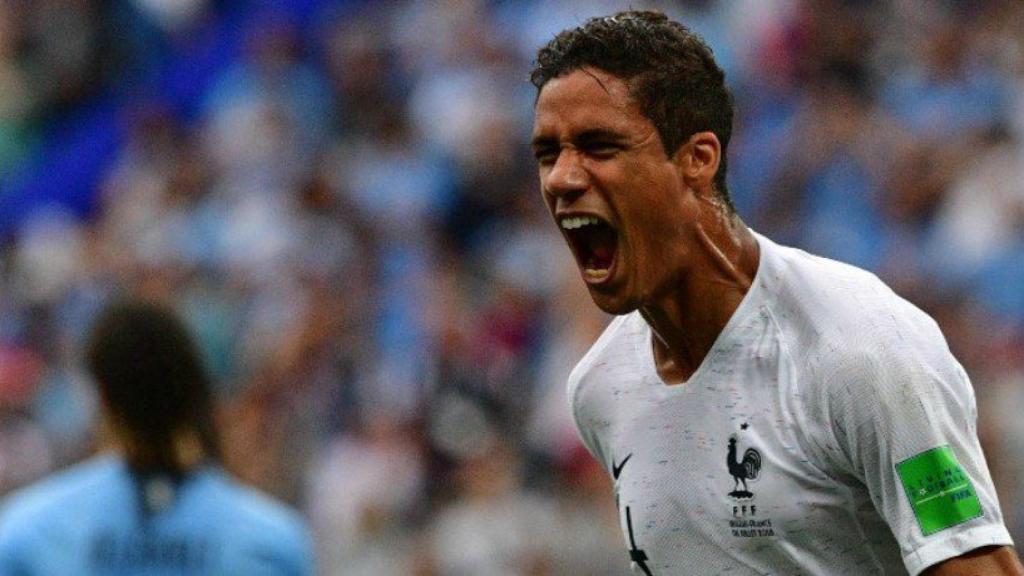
[531,10,735,210]
[86,299,222,478]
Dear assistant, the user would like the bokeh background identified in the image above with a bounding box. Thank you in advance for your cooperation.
[1,0,1023,574]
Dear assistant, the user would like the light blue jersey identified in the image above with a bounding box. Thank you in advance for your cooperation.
[0,455,314,576]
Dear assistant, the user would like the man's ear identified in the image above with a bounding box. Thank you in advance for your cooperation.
[674,131,721,196]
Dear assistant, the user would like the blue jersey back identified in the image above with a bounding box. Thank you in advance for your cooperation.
[0,456,314,576]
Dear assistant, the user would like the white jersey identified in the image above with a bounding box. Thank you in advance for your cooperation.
[569,232,1012,576]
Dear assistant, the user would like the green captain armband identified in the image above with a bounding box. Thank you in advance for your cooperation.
[896,445,982,536]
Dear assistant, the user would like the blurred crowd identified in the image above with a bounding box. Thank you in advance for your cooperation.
[1,0,1023,574]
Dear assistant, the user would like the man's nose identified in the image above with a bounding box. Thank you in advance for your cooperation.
[545,149,588,199]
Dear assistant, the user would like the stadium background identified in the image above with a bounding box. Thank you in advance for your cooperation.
[1,0,1022,573]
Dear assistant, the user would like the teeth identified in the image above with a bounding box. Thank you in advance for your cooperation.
[560,216,601,230]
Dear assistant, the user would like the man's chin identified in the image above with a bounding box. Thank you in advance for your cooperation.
[586,287,636,316]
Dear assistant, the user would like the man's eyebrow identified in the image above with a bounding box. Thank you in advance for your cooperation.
[530,135,557,150]
[574,128,627,144]
[531,128,628,151]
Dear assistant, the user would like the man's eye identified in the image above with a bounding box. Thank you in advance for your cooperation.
[586,143,619,158]
[534,149,558,165]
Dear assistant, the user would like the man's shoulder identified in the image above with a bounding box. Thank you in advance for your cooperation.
[205,472,307,539]
[767,241,959,399]
[0,456,121,539]
[205,474,312,572]
[767,240,941,357]
[567,311,643,398]
[770,240,894,320]
[564,313,642,468]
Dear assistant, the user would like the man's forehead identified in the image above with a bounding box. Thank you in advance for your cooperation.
[532,68,643,135]
[537,68,633,109]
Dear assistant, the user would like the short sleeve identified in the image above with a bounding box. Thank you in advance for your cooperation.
[820,328,1013,575]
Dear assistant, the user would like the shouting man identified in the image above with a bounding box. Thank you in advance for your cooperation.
[530,10,1022,576]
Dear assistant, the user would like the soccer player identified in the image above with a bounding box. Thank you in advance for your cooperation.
[529,10,1023,576]
[0,299,314,575]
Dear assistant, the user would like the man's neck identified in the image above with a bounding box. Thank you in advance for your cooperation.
[102,426,208,474]
[639,215,759,384]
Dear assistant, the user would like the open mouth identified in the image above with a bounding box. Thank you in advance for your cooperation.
[560,215,618,282]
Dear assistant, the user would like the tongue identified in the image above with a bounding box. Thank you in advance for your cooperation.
[585,226,616,270]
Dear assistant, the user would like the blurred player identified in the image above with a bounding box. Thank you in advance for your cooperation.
[0,299,313,575]
[530,10,1023,576]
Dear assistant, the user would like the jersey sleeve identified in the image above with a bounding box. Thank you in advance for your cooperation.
[819,322,1013,575]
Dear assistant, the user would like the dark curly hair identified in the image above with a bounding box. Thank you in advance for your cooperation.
[86,298,222,477]
[531,10,735,210]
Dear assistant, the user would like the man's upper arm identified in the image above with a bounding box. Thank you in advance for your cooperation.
[923,545,1024,575]
[821,329,1014,575]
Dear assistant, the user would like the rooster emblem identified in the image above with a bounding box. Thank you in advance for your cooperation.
[727,433,762,500]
